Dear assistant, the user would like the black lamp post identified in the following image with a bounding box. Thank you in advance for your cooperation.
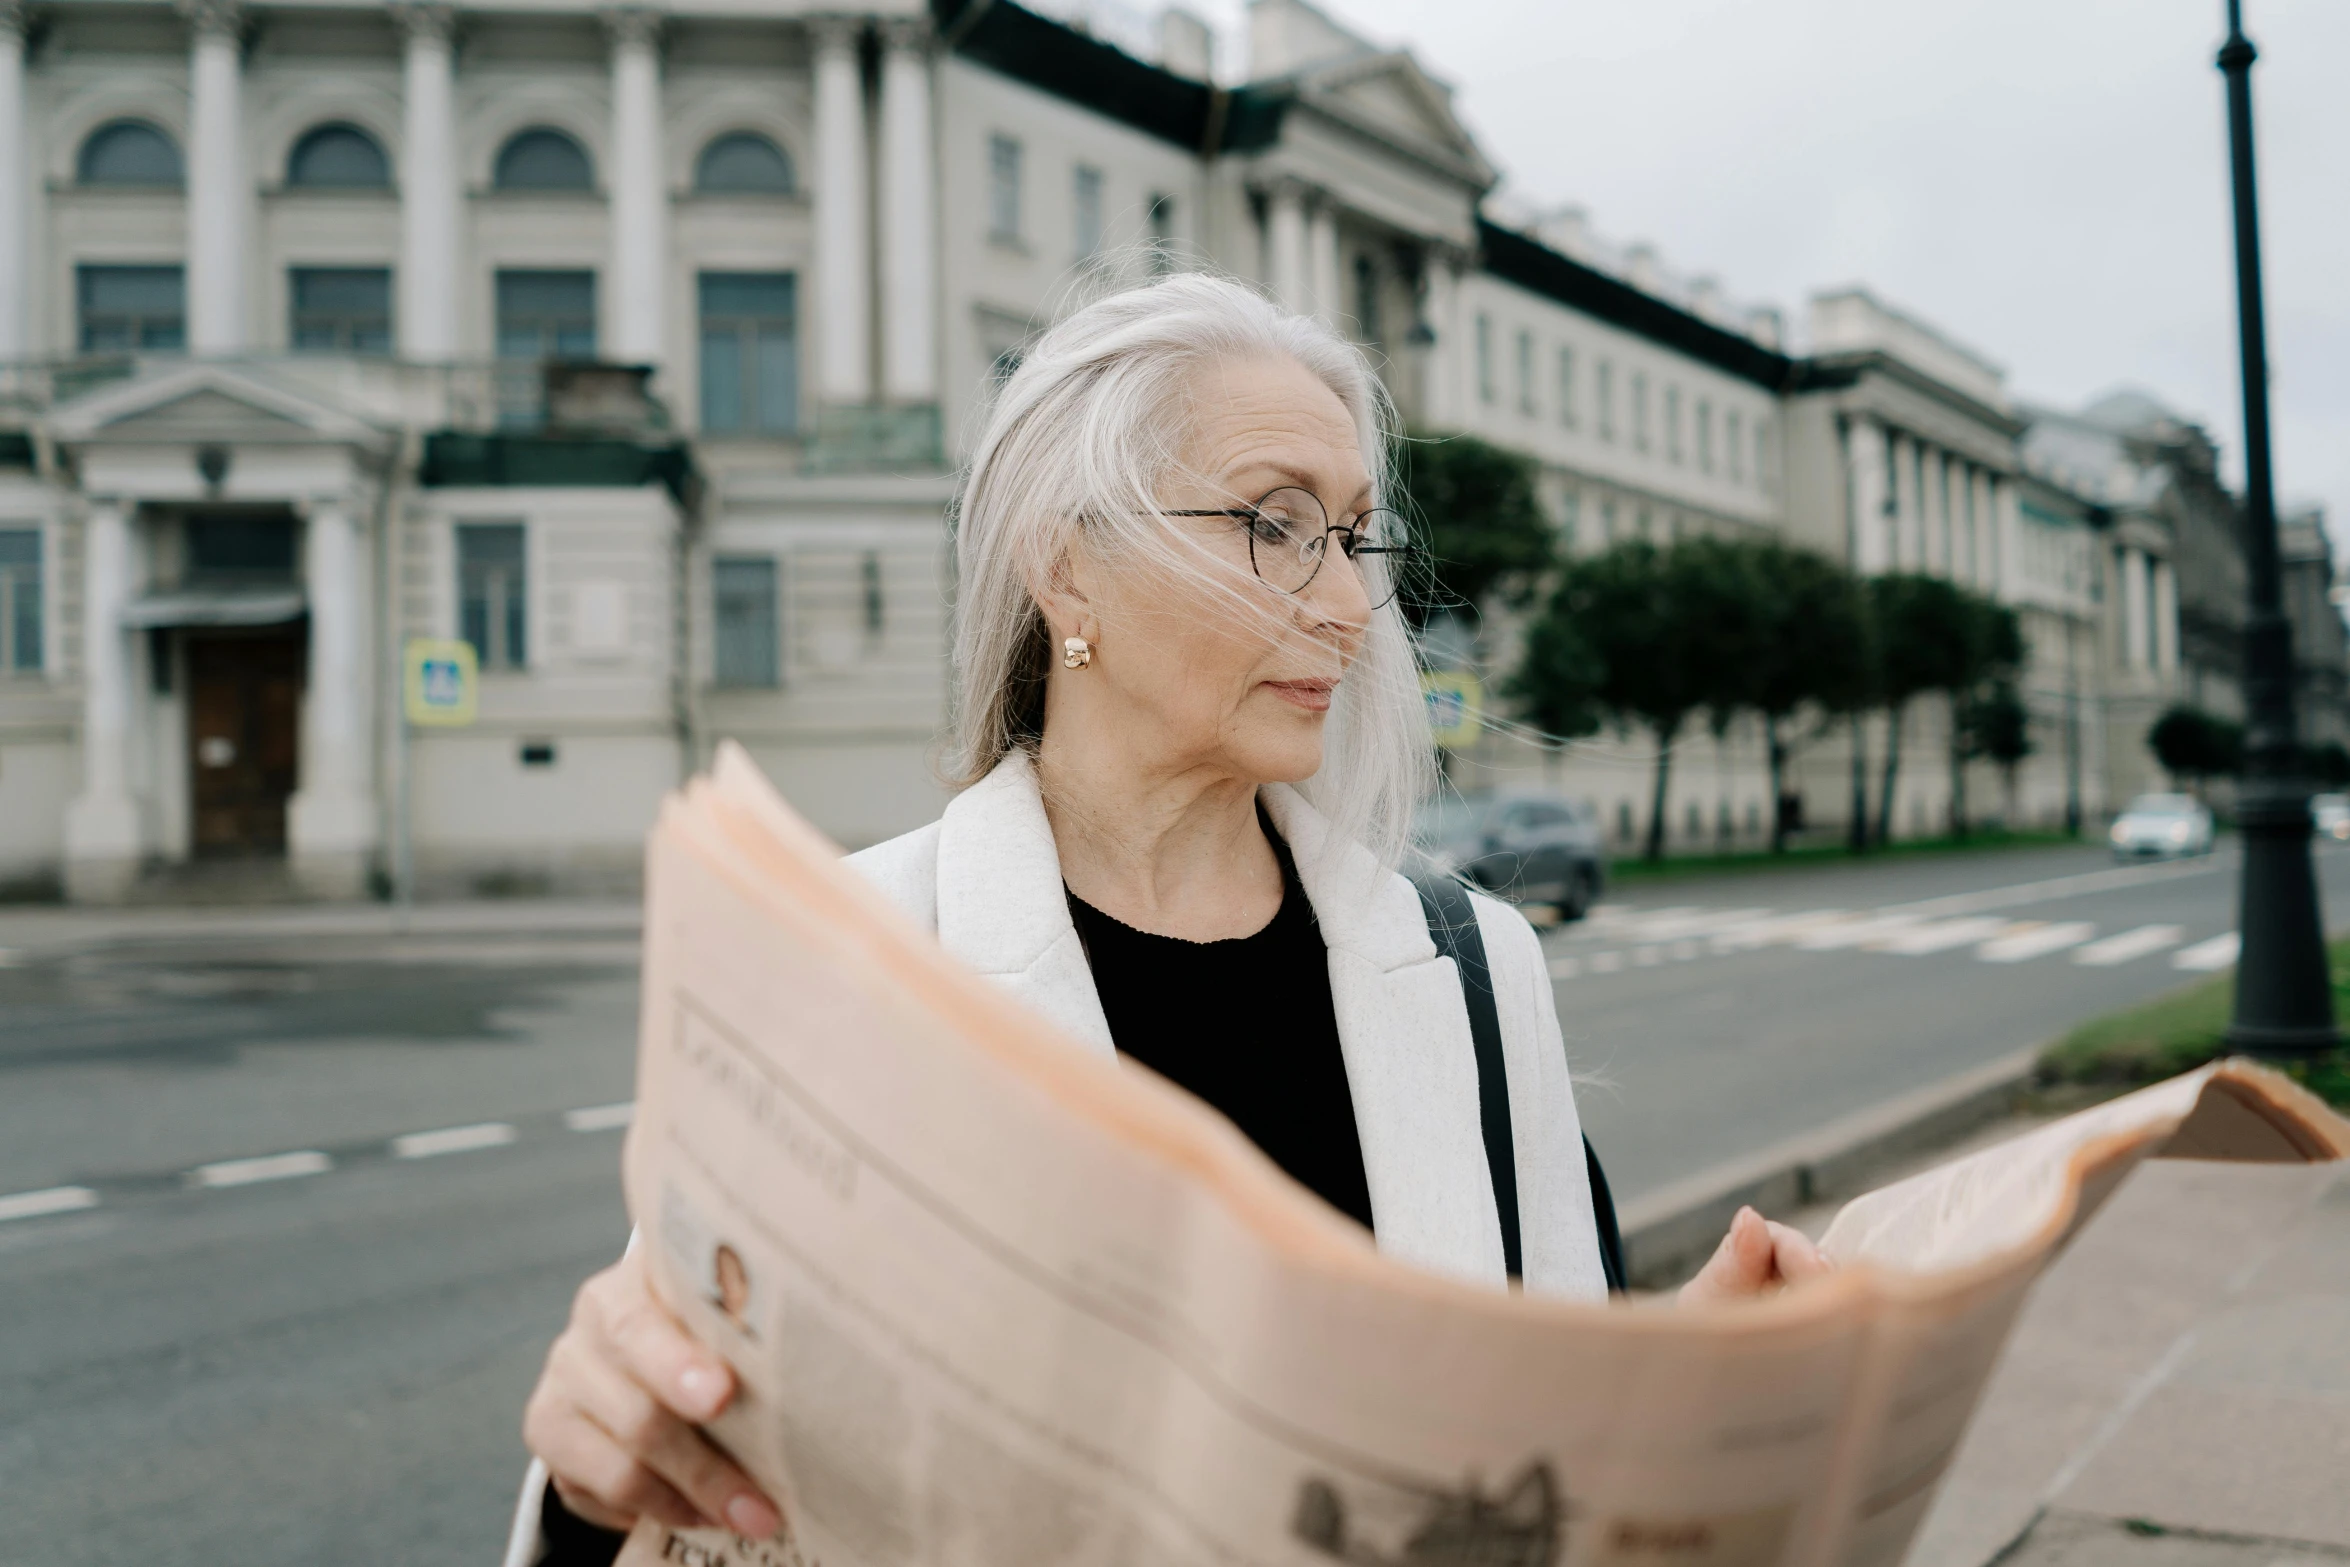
[2216,0,2338,1057]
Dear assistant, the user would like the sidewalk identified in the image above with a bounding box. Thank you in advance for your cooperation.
[0,896,641,956]
[1905,1154,2350,1567]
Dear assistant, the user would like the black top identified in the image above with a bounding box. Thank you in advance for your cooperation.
[1066,834,1375,1233]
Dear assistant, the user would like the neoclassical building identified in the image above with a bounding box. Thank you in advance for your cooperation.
[0,0,2274,901]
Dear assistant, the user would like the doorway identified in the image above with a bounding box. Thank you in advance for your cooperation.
[186,629,304,856]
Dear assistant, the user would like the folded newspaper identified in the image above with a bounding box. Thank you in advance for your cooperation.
[612,745,2349,1567]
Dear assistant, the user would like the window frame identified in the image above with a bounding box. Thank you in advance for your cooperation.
[0,526,43,676]
[288,265,393,355]
[494,268,597,362]
[77,120,184,187]
[1556,346,1576,428]
[987,134,1023,246]
[285,123,392,190]
[76,263,186,352]
[1514,329,1535,416]
[697,270,799,437]
[493,127,596,193]
[711,552,781,689]
[1474,313,1494,405]
[693,131,795,196]
[1071,163,1104,260]
[456,521,530,672]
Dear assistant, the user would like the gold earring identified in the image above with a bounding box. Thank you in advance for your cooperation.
[1062,637,1092,670]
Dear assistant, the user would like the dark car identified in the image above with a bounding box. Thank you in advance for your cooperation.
[1412,790,1609,919]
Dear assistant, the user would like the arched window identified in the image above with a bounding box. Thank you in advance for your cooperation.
[287,123,390,188]
[78,120,184,186]
[494,127,593,191]
[694,132,794,195]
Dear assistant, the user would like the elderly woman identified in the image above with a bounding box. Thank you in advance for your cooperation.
[514,273,1825,1558]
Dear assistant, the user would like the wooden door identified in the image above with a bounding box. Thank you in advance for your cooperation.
[187,632,304,856]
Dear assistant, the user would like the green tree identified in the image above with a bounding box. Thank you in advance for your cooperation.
[1945,598,2026,837]
[1962,679,2035,827]
[1512,540,1707,862]
[1713,541,1872,853]
[1394,433,1555,628]
[2149,706,2244,792]
[1866,574,1973,845]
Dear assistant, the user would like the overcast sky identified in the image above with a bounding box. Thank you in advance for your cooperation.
[1194,0,2350,549]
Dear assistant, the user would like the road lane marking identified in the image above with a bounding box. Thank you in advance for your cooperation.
[564,1101,635,1132]
[1881,854,2226,920]
[1799,914,1927,951]
[2172,932,2240,972]
[0,1185,99,1223]
[188,1150,332,1188]
[2073,925,2186,966]
[1979,922,2096,963]
[1632,946,1664,966]
[392,1121,518,1160]
[1549,956,1581,978]
[1872,916,2015,955]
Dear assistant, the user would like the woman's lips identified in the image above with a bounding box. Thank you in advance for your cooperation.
[1265,679,1336,713]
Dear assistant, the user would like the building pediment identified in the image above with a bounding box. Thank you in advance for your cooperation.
[1292,52,1495,190]
[47,362,388,450]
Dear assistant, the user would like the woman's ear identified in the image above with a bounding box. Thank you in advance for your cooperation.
[1031,545,1097,645]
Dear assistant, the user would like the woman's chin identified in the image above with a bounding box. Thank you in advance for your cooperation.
[1228,728,1328,787]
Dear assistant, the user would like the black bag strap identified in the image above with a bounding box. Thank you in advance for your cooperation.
[1413,875,1628,1295]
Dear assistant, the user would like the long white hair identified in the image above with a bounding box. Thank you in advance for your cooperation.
[946,269,1432,870]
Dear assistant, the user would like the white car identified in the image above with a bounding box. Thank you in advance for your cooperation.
[2312,793,2350,843]
[2109,794,2215,860]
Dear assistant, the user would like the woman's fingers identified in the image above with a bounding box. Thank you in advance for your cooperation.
[530,1392,705,1532]
[559,1331,784,1539]
[1677,1206,1835,1305]
[588,1257,738,1424]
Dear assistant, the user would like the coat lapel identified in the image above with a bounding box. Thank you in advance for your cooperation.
[932,751,1117,1058]
[1262,786,1509,1286]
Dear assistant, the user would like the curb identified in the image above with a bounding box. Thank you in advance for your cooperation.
[0,899,643,957]
[1616,1047,2041,1289]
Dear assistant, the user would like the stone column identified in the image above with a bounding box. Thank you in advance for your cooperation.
[183,0,248,355]
[1265,183,1307,317]
[1969,466,1993,588]
[1993,474,2021,602]
[877,17,936,402]
[1419,252,1459,427]
[64,499,141,902]
[1886,432,1917,572]
[810,16,870,404]
[289,496,376,898]
[2152,557,2179,673]
[0,1,26,360]
[2120,546,2148,671]
[606,8,665,366]
[1306,198,1339,328]
[1847,417,1889,574]
[396,4,460,360]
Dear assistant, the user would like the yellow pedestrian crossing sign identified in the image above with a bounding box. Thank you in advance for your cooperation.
[1422,670,1482,749]
[404,638,478,727]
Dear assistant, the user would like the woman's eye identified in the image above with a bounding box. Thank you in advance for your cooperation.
[1248,512,1307,546]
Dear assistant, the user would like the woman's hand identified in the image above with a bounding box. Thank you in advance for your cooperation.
[1677,1205,1834,1306]
[522,1248,784,1538]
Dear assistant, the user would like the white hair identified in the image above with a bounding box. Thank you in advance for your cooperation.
[945,269,1432,870]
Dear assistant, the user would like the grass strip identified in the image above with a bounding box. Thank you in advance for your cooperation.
[1608,828,2083,884]
[2039,936,2350,1108]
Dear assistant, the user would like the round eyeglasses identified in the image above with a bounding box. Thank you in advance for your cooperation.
[1163,487,1414,611]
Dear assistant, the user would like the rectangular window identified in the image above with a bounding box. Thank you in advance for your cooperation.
[0,528,41,674]
[1515,330,1535,415]
[1758,418,1775,493]
[698,271,798,436]
[290,266,392,354]
[1695,399,1714,473]
[1558,487,1581,552]
[988,135,1023,244]
[1557,347,1576,427]
[78,265,185,352]
[1147,193,1175,272]
[457,522,528,671]
[1596,359,1615,440]
[1664,385,1683,463]
[1726,410,1744,480]
[1631,372,1650,451]
[1072,164,1104,259]
[495,270,596,360]
[1475,313,1494,404]
[713,555,779,688]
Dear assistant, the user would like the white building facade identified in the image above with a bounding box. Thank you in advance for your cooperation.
[0,0,2198,901]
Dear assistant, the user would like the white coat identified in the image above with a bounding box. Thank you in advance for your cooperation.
[503,752,1604,1566]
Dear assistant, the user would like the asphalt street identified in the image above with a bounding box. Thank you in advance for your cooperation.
[1,839,2344,1562]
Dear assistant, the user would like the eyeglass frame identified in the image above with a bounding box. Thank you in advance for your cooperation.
[1157,487,1416,607]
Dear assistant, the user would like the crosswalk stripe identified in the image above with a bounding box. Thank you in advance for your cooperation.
[1798,914,1927,951]
[1710,910,1856,950]
[1872,916,2014,955]
[1979,921,2096,963]
[2171,932,2240,972]
[2073,925,2186,966]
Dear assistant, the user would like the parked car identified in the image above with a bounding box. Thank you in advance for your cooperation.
[1413,790,1609,919]
[2108,793,2215,860]
[2312,794,2350,843]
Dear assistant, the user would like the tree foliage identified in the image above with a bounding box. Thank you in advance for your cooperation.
[2149,706,2244,785]
[1394,433,1555,627]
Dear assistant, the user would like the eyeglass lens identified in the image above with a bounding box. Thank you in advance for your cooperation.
[1242,488,1401,610]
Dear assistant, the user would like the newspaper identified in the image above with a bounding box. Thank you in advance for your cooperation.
[610,744,2350,1567]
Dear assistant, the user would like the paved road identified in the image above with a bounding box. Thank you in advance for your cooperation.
[1559,840,2350,1200]
[1,840,2343,1561]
